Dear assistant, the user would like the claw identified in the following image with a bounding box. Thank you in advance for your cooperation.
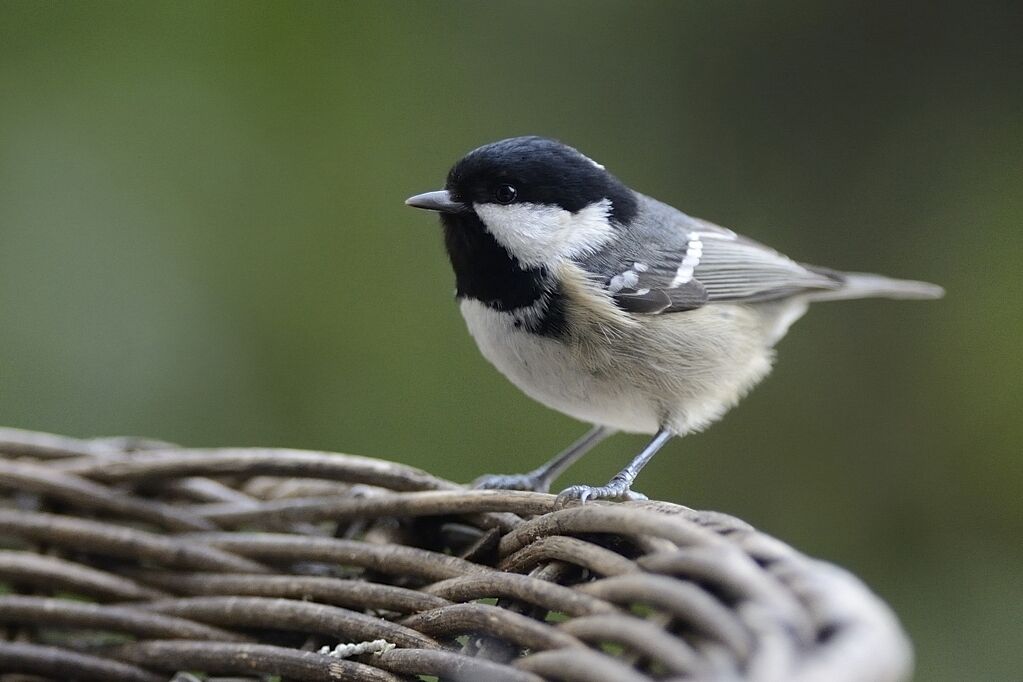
[555,478,646,507]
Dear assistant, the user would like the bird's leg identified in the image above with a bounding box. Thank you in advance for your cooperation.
[556,428,674,504]
[473,425,613,493]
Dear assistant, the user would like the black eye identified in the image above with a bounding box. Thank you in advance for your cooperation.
[494,184,517,204]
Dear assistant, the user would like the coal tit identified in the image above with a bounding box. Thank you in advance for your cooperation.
[406,136,943,503]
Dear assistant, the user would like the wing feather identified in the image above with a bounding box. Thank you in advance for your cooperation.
[607,209,840,314]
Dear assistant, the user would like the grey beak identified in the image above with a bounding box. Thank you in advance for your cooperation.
[405,190,465,213]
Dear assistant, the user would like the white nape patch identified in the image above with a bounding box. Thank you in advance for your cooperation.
[474,199,616,268]
[583,155,605,170]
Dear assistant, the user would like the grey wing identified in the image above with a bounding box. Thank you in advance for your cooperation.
[609,212,841,314]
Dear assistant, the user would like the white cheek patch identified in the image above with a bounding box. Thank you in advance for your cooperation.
[474,199,616,268]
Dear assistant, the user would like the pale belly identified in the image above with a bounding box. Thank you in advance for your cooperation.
[460,299,662,433]
[458,298,780,436]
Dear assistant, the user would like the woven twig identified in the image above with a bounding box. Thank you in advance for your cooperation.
[0,427,912,681]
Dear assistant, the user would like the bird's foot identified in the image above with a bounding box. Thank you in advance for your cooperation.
[555,475,648,506]
[472,471,552,493]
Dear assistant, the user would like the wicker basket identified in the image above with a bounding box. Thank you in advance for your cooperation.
[0,427,911,681]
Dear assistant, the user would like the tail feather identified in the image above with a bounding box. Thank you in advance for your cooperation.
[808,270,945,302]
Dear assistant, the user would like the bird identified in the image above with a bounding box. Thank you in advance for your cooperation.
[405,136,943,504]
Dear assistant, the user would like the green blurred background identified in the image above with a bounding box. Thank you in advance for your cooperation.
[1,2,1019,678]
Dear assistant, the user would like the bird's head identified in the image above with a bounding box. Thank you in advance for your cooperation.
[407,136,636,269]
